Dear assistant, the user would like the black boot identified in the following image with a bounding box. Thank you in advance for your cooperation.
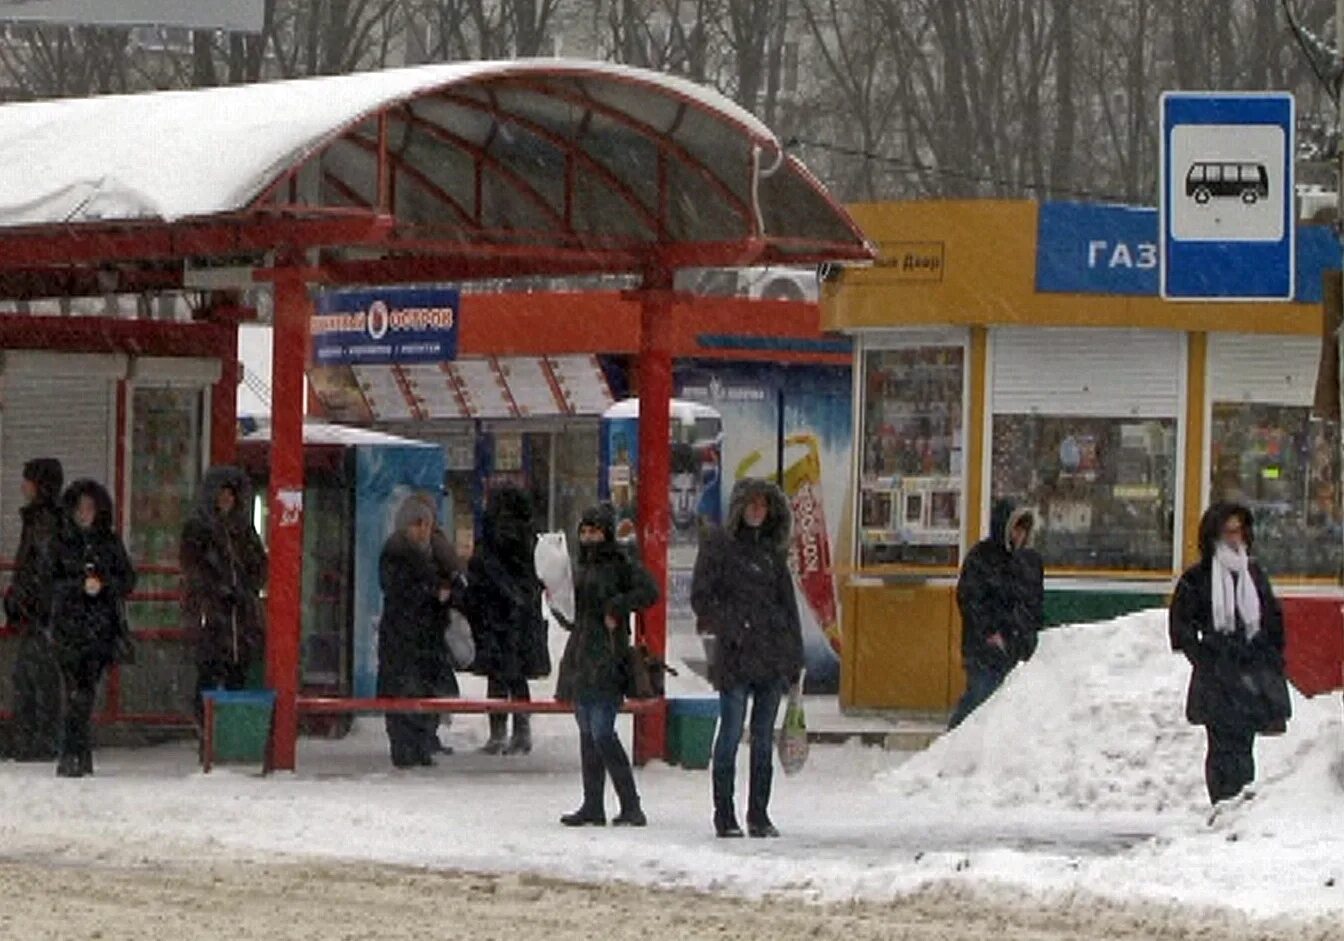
[504,713,532,755]
[599,734,645,827]
[561,734,607,826]
[713,768,742,837]
[747,816,780,838]
[79,748,93,777]
[56,752,82,778]
[481,713,509,754]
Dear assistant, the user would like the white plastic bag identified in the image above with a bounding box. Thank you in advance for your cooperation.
[777,672,809,777]
[534,531,575,624]
[445,610,476,670]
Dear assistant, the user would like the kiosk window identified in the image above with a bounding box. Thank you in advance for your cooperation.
[858,345,964,567]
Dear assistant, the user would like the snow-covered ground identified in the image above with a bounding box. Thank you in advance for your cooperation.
[1,609,1341,927]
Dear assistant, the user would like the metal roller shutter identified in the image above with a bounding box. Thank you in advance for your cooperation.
[0,353,122,560]
[1207,334,1321,407]
[991,328,1183,417]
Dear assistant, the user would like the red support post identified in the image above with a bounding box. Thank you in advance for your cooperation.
[266,268,309,771]
[211,323,240,465]
[633,269,675,765]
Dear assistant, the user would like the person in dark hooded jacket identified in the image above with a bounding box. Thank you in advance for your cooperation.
[180,466,268,723]
[5,458,65,761]
[1170,502,1288,806]
[691,478,803,839]
[379,497,452,768]
[50,479,135,778]
[949,499,1043,730]
[463,485,548,755]
[554,503,659,827]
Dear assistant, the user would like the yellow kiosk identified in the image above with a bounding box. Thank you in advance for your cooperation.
[825,200,1339,711]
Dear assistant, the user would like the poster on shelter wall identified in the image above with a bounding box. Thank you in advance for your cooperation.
[352,444,446,697]
[677,364,853,694]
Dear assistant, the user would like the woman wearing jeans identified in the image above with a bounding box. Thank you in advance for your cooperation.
[554,504,658,827]
[692,479,804,839]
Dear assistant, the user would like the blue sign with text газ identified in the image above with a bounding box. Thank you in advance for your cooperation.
[312,288,459,366]
[1036,201,1336,303]
[1036,202,1159,296]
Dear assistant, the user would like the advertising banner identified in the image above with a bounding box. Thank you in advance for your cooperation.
[313,288,459,367]
[678,364,853,693]
[352,444,446,697]
[598,399,722,634]
[0,0,265,30]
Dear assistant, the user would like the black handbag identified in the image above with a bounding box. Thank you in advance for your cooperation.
[620,618,677,700]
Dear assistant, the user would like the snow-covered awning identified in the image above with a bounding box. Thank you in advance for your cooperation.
[0,60,871,283]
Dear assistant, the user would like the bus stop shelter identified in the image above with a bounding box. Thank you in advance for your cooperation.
[0,60,871,769]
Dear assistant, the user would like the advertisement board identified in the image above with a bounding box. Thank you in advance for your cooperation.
[0,0,264,30]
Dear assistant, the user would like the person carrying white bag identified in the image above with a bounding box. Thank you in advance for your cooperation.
[534,531,576,624]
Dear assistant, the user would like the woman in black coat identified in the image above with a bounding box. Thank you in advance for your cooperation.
[50,479,135,778]
[181,466,268,722]
[691,478,803,839]
[464,485,548,755]
[1170,502,1290,805]
[378,497,451,769]
[555,504,658,828]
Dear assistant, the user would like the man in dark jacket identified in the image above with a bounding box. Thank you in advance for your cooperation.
[181,466,268,724]
[464,485,548,755]
[378,497,452,768]
[691,478,803,839]
[1170,502,1288,805]
[555,504,659,828]
[6,458,65,761]
[949,499,1043,730]
[51,479,135,778]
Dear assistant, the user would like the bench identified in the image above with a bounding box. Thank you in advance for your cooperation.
[200,696,665,773]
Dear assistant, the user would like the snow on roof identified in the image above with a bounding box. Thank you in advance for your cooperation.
[239,418,437,449]
[0,59,776,229]
[603,397,721,422]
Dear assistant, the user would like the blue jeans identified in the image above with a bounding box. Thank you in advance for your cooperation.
[574,695,639,813]
[712,682,783,825]
[575,697,620,743]
[948,661,1010,730]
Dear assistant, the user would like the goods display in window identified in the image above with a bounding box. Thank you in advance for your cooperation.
[991,414,1176,571]
[1210,403,1341,577]
[128,387,203,630]
[858,347,964,566]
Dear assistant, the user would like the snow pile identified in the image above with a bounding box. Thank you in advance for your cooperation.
[888,610,1306,815]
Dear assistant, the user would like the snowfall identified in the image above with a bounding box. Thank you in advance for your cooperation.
[2,609,1342,927]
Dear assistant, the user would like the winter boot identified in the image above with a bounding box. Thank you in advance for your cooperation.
[79,748,94,777]
[712,771,742,837]
[747,816,780,838]
[561,733,607,826]
[504,713,532,755]
[714,815,744,838]
[481,713,509,754]
[600,736,645,827]
[56,752,82,778]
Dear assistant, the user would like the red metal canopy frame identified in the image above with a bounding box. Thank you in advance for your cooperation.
[0,61,871,770]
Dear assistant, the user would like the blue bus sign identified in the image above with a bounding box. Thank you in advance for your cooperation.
[1159,92,1294,301]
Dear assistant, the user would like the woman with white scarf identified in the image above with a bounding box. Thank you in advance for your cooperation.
[1170,503,1290,806]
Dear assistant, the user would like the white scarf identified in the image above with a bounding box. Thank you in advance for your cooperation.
[1211,543,1260,640]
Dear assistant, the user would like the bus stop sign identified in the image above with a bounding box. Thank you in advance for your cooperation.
[1160,92,1295,301]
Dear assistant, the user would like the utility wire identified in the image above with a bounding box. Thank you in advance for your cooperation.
[785,136,1141,204]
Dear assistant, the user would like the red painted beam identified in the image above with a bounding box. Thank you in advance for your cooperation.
[633,272,675,765]
[0,212,394,270]
[0,314,233,357]
[266,268,309,772]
